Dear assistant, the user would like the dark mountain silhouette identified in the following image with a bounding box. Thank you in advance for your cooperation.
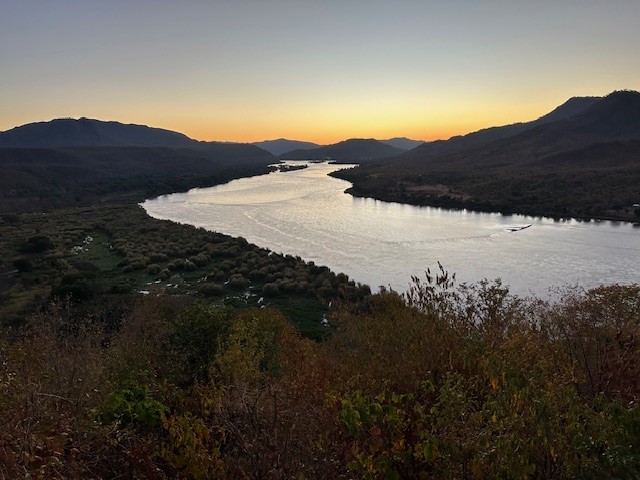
[538,139,640,169]
[280,138,406,161]
[0,117,201,148]
[379,137,424,150]
[405,96,600,158]
[332,91,640,221]
[0,116,278,212]
[385,91,640,170]
[252,138,322,156]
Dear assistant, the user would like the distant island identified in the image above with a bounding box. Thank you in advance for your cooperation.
[274,163,308,172]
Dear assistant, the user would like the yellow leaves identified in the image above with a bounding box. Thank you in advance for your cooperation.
[162,413,225,480]
[391,437,406,452]
[471,458,484,479]
[491,377,499,391]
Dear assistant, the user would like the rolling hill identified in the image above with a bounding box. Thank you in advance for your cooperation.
[0,119,278,212]
[0,117,200,148]
[379,137,424,150]
[280,138,406,161]
[404,96,601,159]
[252,138,322,156]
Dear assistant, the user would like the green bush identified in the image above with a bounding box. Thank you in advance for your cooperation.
[167,305,233,385]
[198,283,224,297]
[98,381,168,428]
[228,273,249,290]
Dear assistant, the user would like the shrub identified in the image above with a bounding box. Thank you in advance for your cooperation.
[228,273,249,290]
[12,257,32,272]
[262,282,280,297]
[146,263,162,275]
[98,381,168,428]
[198,283,224,297]
[166,304,233,385]
[19,234,54,253]
[184,260,198,271]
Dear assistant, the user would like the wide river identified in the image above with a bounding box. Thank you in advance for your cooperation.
[142,161,639,297]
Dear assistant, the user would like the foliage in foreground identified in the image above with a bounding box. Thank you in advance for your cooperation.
[1,272,639,479]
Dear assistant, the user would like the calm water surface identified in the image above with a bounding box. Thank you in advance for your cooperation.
[142,162,640,297]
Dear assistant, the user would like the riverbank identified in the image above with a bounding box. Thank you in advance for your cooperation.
[2,163,640,479]
[0,201,369,337]
[341,183,639,224]
[331,166,640,223]
[142,162,640,297]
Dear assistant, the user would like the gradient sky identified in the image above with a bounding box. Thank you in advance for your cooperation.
[2,1,639,143]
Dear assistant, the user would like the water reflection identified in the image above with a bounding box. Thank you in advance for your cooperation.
[142,161,640,297]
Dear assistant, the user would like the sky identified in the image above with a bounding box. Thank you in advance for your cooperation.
[1,1,639,144]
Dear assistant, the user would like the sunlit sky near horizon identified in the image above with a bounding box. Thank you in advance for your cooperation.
[2,1,639,144]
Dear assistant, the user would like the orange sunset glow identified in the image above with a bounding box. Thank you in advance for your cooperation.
[2,1,639,143]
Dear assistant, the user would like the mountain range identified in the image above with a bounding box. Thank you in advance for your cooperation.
[397,90,640,167]
[406,96,600,158]
[0,119,278,212]
[332,90,640,221]
[0,119,423,160]
[0,117,198,148]
[3,92,640,220]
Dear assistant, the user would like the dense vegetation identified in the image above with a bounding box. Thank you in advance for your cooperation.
[0,203,368,338]
[0,144,277,212]
[335,150,640,221]
[1,267,638,478]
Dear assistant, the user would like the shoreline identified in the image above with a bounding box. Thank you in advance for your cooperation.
[328,171,639,225]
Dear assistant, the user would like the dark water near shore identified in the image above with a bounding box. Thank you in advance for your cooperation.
[142,162,640,297]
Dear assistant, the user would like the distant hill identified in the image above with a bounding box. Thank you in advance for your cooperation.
[379,137,424,150]
[0,116,284,211]
[405,96,601,158]
[252,138,322,156]
[280,138,406,161]
[0,117,201,148]
[333,91,640,221]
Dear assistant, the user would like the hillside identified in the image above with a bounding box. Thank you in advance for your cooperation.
[280,138,406,161]
[379,137,424,150]
[405,96,600,158]
[0,143,276,212]
[252,138,322,156]
[0,117,201,148]
[333,91,640,221]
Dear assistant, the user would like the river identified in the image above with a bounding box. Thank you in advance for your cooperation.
[142,161,640,297]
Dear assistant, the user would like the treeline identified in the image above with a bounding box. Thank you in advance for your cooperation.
[0,145,276,212]
[336,165,640,222]
[1,269,639,478]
